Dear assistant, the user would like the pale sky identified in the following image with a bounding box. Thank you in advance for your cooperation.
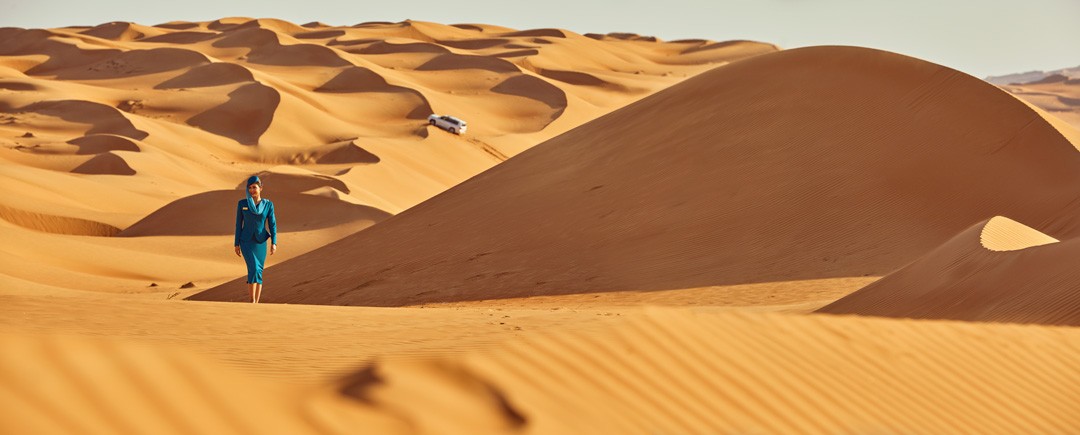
[1,0,1076,78]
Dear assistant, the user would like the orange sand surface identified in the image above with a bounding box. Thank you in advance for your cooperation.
[4,296,1080,434]
[4,17,1080,434]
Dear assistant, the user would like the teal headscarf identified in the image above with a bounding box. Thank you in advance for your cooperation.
[245,175,267,215]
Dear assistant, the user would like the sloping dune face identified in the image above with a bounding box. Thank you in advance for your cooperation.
[192,46,1080,306]
[0,18,767,294]
[818,217,1080,325]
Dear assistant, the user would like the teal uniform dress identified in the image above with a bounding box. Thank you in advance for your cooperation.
[235,193,277,284]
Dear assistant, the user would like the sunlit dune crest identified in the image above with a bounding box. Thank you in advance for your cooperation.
[979,216,1059,251]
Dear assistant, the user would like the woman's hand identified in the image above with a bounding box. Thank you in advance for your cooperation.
[234,245,241,257]
[270,244,277,255]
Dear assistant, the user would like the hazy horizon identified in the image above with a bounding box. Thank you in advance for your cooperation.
[2,0,1077,78]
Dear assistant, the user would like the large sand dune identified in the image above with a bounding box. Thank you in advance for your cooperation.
[818,216,1080,325]
[192,45,1080,306]
[1,18,770,294]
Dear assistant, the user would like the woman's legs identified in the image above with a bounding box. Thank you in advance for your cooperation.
[240,240,268,303]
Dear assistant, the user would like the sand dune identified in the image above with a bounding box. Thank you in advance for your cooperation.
[120,190,389,236]
[186,82,280,144]
[535,68,626,90]
[3,33,123,77]
[315,66,414,94]
[154,62,255,89]
[2,18,760,294]
[192,45,1080,306]
[152,21,202,31]
[491,75,567,111]
[416,53,520,73]
[67,134,141,154]
[819,217,1080,325]
[3,100,149,140]
[48,47,211,80]
[502,28,566,39]
[314,141,380,164]
[71,151,137,175]
[139,30,220,44]
[0,203,121,236]
[215,29,353,68]
[353,40,449,55]
[294,29,346,40]
[79,21,160,41]
[437,38,510,50]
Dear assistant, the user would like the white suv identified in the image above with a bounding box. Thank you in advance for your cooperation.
[428,114,467,135]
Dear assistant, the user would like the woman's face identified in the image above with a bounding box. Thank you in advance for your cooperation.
[248,183,262,197]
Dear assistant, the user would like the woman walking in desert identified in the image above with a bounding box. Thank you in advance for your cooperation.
[234,175,277,303]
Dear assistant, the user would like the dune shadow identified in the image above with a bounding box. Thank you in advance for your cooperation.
[71,152,136,175]
[68,134,141,155]
[138,31,220,44]
[0,204,120,236]
[155,62,254,89]
[3,100,148,140]
[186,83,279,145]
[315,67,433,120]
[417,53,520,74]
[120,190,392,237]
[49,48,211,80]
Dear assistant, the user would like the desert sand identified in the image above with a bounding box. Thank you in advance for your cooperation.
[3,17,1080,434]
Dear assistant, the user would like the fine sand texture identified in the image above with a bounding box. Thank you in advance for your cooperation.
[4,297,1080,434]
[193,45,1080,306]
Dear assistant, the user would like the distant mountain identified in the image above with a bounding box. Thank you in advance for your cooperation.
[985,65,1080,85]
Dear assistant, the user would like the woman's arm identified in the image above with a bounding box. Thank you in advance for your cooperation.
[268,201,278,244]
[268,201,278,255]
[234,202,243,247]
